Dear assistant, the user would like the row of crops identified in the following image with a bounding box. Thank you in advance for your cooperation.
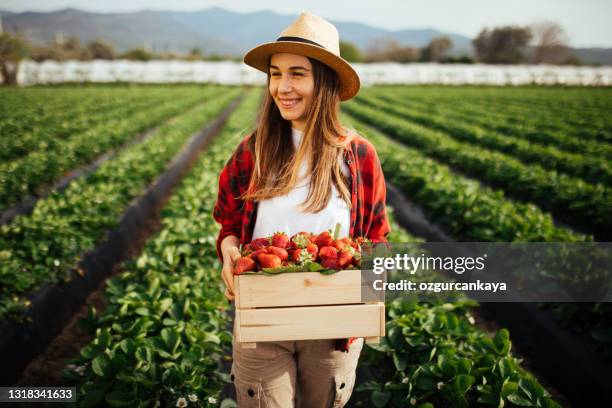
[0,85,233,213]
[1,84,609,407]
[344,93,610,241]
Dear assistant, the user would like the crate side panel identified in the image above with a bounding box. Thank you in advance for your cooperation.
[236,270,362,308]
[236,303,384,342]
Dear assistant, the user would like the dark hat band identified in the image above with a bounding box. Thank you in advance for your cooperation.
[276,36,326,49]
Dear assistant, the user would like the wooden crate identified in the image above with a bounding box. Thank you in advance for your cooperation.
[234,270,385,346]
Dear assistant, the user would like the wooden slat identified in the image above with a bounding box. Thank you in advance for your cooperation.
[236,303,385,342]
[235,270,363,308]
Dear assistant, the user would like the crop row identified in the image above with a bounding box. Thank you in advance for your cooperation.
[0,86,228,213]
[363,88,612,162]
[370,86,611,145]
[0,87,242,322]
[0,87,125,138]
[1,89,175,162]
[357,93,611,186]
[470,90,611,124]
[341,111,587,242]
[423,86,611,121]
[60,88,262,408]
[342,102,610,241]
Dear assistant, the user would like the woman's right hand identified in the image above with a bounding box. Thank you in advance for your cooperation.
[221,246,242,302]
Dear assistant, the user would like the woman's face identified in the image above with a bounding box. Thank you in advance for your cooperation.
[269,53,314,132]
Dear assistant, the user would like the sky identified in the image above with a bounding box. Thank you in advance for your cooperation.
[1,0,610,48]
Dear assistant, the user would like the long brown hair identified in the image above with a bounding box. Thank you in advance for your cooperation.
[241,57,354,212]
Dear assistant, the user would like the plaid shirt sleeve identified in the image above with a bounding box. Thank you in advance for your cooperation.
[212,134,253,264]
[361,138,391,243]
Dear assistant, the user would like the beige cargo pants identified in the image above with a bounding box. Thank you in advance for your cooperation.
[231,322,364,407]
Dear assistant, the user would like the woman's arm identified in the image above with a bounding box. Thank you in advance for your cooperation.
[219,235,241,300]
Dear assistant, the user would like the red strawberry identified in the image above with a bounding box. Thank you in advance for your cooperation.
[333,237,353,251]
[337,247,355,267]
[251,238,270,250]
[267,246,289,261]
[234,257,256,275]
[241,243,253,256]
[314,231,334,247]
[290,232,312,249]
[257,253,282,269]
[322,258,340,270]
[291,248,313,263]
[247,248,266,261]
[319,246,338,260]
[306,242,319,259]
[271,232,290,249]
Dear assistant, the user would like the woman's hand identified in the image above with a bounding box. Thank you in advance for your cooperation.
[221,246,242,301]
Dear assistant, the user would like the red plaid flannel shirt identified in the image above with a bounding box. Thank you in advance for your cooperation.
[213,131,390,352]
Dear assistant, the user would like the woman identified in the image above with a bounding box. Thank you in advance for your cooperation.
[213,12,390,408]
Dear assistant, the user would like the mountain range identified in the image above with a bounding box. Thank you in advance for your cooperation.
[1,7,611,65]
[0,7,478,57]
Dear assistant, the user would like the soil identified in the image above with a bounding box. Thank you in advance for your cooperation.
[15,202,164,388]
[16,275,110,387]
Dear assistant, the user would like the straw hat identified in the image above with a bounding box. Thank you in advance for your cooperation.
[243,12,360,101]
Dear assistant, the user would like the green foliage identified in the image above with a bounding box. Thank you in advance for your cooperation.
[0,86,242,321]
[340,41,362,62]
[120,48,154,61]
[356,300,560,407]
[344,96,609,240]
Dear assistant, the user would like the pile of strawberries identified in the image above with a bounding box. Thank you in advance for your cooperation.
[233,231,370,274]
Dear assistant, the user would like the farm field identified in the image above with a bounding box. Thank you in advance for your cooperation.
[1,84,610,407]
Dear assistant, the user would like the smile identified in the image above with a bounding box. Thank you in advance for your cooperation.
[279,98,301,109]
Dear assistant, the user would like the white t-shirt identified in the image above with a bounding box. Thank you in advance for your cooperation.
[252,128,351,240]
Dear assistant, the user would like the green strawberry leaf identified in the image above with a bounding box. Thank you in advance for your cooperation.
[320,269,341,275]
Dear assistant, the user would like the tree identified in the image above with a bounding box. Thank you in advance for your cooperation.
[420,36,453,62]
[121,48,154,61]
[339,41,362,62]
[87,40,116,60]
[473,26,532,64]
[62,36,92,60]
[185,47,204,61]
[0,33,29,85]
[364,38,420,63]
[528,21,574,64]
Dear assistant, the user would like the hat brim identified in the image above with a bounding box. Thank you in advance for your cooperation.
[243,41,360,101]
